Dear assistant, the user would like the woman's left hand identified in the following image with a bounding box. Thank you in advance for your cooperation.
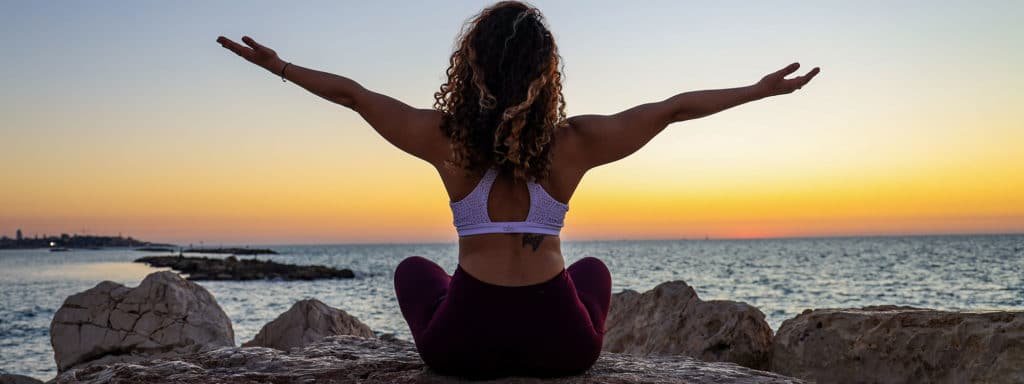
[216,35,285,74]
[755,62,821,97]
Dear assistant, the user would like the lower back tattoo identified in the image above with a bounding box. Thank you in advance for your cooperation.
[521,233,546,251]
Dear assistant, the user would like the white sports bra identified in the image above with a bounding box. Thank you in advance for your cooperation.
[449,167,568,236]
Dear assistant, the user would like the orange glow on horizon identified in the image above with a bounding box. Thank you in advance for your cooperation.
[3,2,1023,245]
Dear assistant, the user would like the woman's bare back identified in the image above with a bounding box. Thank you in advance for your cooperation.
[438,127,585,286]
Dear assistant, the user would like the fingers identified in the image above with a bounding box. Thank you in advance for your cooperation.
[807,67,821,80]
[217,36,237,50]
[788,67,821,92]
[769,62,801,80]
[217,36,248,55]
[241,36,266,51]
[797,67,821,86]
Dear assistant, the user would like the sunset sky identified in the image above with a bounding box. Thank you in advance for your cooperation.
[2,1,1022,245]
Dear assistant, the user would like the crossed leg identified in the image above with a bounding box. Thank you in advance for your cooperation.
[396,255,611,336]
[394,256,451,337]
[566,256,612,334]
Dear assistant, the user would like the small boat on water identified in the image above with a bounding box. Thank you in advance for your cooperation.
[49,247,70,252]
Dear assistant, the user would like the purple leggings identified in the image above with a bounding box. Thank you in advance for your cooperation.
[394,256,611,379]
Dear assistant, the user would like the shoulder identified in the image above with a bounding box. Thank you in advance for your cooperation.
[550,118,592,173]
[543,122,588,196]
[409,109,451,166]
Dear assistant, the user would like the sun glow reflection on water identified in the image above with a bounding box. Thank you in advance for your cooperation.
[25,262,170,282]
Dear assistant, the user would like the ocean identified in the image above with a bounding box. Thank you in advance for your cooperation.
[1,234,1022,380]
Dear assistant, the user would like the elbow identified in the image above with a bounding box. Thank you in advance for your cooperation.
[670,109,708,123]
[331,81,366,109]
[334,95,357,109]
[331,87,360,108]
[667,110,691,124]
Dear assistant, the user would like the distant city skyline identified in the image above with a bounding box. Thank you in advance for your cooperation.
[2,1,1022,244]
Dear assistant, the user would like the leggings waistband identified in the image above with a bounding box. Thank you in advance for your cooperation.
[452,264,570,294]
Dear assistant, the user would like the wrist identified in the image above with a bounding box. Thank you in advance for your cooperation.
[265,58,287,75]
[748,83,771,100]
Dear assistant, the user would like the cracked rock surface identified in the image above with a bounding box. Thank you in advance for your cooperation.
[242,298,375,350]
[603,281,774,370]
[53,335,803,384]
[771,306,1024,384]
[49,271,234,373]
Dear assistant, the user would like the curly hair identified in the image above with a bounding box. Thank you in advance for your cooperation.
[434,1,567,183]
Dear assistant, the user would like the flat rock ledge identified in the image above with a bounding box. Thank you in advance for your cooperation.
[772,306,1024,384]
[604,281,773,370]
[53,335,803,384]
[243,298,375,350]
[135,255,355,281]
[184,247,279,255]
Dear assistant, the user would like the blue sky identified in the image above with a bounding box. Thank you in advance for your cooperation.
[2,1,1022,243]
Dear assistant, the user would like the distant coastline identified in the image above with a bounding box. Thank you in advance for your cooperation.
[0,233,173,250]
[2,231,1020,251]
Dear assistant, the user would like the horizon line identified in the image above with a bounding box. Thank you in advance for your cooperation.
[143,231,1024,248]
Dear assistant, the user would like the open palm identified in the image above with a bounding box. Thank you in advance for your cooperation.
[216,35,282,72]
[756,63,820,97]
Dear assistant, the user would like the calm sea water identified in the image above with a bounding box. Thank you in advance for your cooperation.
[1,235,1022,380]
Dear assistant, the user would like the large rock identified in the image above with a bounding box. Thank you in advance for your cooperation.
[772,306,1024,383]
[49,271,235,373]
[52,335,803,383]
[603,281,773,370]
[242,298,375,350]
[0,374,44,384]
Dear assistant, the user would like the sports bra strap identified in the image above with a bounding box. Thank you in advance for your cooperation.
[449,167,568,236]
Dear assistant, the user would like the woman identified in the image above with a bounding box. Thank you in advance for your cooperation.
[217,1,819,378]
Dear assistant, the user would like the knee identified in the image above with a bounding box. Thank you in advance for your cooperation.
[395,255,432,276]
[394,256,431,288]
[576,256,606,267]
[571,256,609,276]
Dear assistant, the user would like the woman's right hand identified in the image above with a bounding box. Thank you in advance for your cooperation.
[216,35,285,75]
[755,62,821,97]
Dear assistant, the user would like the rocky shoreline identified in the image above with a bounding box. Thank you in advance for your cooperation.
[183,247,279,255]
[50,336,803,384]
[32,271,1024,383]
[134,255,355,281]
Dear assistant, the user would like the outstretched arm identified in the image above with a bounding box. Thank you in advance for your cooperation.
[216,35,448,165]
[561,63,820,170]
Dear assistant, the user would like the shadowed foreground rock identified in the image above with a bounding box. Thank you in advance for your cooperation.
[135,255,355,281]
[243,298,375,350]
[0,373,44,384]
[772,306,1024,383]
[49,271,235,373]
[603,281,773,370]
[53,335,802,384]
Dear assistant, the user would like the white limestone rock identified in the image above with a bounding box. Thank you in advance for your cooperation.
[242,298,375,350]
[49,271,234,373]
[603,280,773,370]
[771,306,1024,384]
